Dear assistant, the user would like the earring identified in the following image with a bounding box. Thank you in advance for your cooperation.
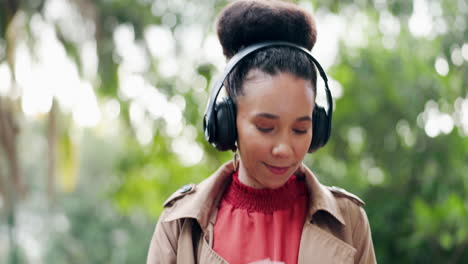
[233,152,239,172]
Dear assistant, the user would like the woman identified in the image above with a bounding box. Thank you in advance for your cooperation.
[147,0,376,263]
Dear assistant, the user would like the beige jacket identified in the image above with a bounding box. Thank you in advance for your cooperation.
[147,161,377,264]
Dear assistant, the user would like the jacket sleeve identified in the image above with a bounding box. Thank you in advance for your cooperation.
[147,210,180,264]
[353,207,377,264]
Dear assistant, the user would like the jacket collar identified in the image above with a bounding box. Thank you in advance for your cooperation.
[163,161,346,230]
[295,164,346,225]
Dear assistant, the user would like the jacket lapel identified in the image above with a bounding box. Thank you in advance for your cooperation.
[298,222,356,263]
[295,163,346,225]
[296,164,357,263]
[199,238,229,264]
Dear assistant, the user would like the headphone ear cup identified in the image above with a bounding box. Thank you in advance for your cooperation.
[309,106,329,152]
[214,97,237,151]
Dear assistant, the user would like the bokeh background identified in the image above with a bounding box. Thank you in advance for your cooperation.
[0,0,467,263]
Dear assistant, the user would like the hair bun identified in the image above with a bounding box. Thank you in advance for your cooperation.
[216,0,317,59]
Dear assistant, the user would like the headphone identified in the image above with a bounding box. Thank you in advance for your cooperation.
[203,41,333,153]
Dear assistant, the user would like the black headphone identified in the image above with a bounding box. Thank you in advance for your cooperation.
[203,41,333,153]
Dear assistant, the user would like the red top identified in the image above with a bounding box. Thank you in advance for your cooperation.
[213,172,308,264]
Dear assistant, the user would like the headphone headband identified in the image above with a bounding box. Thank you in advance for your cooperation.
[203,41,333,148]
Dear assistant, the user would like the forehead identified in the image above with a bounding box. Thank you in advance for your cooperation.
[237,70,315,116]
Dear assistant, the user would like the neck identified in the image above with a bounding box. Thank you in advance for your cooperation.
[237,163,264,189]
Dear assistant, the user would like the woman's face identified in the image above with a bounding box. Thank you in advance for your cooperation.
[236,70,315,189]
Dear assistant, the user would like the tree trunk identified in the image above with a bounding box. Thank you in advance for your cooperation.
[0,98,21,264]
[0,98,23,195]
[1,2,23,262]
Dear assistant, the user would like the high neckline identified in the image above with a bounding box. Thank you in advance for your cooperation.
[222,171,308,213]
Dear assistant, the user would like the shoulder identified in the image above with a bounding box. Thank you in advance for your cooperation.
[163,183,197,208]
[162,161,236,209]
[157,182,202,224]
[325,185,371,233]
[321,184,368,228]
[326,186,365,207]
[295,163,365,208]
[158,161,236,223]
[326,185,367,223]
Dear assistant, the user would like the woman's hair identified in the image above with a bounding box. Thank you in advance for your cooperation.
[216,0,318,101]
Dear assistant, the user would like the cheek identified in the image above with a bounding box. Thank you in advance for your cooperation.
[288,130,313,157]
[301,130,314,149]
[237,121,271,155]
[294,137,312,155]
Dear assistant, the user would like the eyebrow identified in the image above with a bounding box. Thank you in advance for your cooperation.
[255,113,312,122]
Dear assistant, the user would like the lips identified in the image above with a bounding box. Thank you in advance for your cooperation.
[264,163,290,175]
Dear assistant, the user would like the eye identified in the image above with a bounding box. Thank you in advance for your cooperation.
[256,126,273,133]
[293,129,308,134]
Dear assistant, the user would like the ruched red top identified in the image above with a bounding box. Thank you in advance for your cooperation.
[213,171,308,264]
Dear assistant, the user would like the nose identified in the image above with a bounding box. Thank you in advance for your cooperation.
[272,141,293,158]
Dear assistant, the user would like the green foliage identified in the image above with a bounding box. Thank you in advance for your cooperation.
[1,0,467,263]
